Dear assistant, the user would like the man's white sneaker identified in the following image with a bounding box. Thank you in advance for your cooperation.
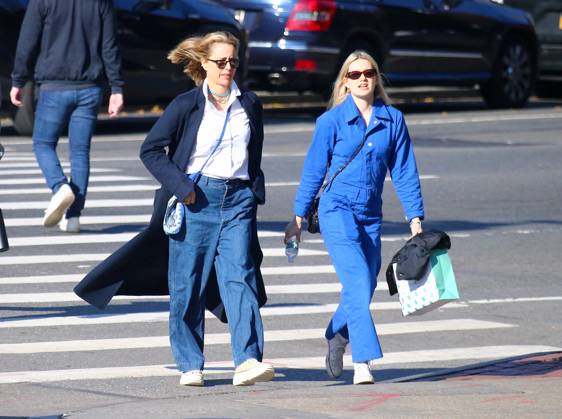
[325,333,348,378]
[179,370,204,386]
[233,358,275,386]
[59,217,80,233]
[43,184,75,227]
[353,362,375,385]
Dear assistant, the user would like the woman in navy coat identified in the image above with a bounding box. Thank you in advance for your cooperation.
[285,51,424,384]
[74,32,272,387]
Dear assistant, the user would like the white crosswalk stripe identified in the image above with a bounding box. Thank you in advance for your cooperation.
[0,320,517,354]
[0,154,556,391]
[0,302,470,329]
[0,184,159,195]
[0,175,150,185]
[0,167,117,175]
[0,248,327,265]
[1,346,559,384]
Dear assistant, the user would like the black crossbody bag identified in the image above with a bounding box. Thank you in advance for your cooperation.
[307,133,369,234]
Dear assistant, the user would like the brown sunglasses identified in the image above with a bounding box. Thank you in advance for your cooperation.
[208,58,240,69]
[346,69,377,80]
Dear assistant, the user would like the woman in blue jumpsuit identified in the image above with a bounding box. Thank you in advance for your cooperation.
[285,51,424,384]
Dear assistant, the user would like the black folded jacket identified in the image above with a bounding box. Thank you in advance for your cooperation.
[385,230,451,295]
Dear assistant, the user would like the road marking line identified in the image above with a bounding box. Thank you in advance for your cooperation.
[1,295,556,329]
[267,345,562,369]
[1,198,155,210]
[6,231,284,247]
[0,168,117,175]
[0,185,159,195]
[408,111,562,126]
[0,302,469,328]
[0,345,557,384]
[0,175,149,185]
[0,248,327,266]
[0,267,338,285]
[469,297,562,304]
[4,214,151,227]
[0,162,73,168]
[0,320,515,354]
[0,282,370,304]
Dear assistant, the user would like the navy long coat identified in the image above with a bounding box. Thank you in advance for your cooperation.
[74,87,267,322]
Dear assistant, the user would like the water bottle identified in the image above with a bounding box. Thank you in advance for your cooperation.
[285,236,299,263]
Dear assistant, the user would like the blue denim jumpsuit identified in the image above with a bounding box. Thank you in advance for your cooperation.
[294,95,424,362]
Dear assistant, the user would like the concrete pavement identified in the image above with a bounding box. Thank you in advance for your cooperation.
[3,351,559,418]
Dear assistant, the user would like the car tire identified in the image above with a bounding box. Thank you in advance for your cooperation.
[481,37,535,109]
[12,81,36,136]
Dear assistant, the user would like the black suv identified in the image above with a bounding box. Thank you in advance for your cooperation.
[220,0,538,108]
[0,0,247,135]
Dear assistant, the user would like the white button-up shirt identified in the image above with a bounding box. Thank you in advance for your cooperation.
[186,79,251,180]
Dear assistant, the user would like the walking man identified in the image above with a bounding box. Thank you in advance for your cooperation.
[10,0,124,233]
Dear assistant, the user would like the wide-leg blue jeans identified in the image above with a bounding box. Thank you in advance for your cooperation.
[168,176,264,372]
[32,87,102,218]
[320,190,384,363]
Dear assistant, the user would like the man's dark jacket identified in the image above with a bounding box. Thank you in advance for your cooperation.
[11,0,123,92]
[385,230,451,295]
[74,87,267,322]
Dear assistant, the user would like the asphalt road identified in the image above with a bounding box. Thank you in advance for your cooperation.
[0,97,561,417]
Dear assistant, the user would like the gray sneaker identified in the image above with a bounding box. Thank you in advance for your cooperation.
[325,333,348,378]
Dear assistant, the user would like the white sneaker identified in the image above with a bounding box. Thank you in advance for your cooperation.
[233,358,275,386]
[43,184,75,227]
[353,362,375,385]
[59,217,80,233]
[179,370,204,386]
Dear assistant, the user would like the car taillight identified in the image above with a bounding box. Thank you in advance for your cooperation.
[285,0,336,32]
[295,59,317,71]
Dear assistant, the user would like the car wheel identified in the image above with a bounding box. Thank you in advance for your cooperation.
[12,81,36,136]
[481,37,535,108]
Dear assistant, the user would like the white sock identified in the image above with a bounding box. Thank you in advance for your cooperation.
[353,362,369,371]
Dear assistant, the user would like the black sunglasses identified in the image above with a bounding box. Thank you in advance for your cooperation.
[346,69,377,80]
[208,58,240,69]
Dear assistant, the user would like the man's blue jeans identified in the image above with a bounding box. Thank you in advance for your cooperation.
[32,87,102,218]
[168,176,264,372]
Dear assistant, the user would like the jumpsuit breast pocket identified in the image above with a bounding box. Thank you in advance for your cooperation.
[366,141,390,184]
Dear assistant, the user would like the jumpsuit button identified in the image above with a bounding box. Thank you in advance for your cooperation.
[368,142,373,147]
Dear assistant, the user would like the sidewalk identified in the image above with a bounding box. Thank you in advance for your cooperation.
[7,351,559,418]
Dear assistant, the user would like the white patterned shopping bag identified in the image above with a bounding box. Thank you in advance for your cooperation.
[394,249,459,316]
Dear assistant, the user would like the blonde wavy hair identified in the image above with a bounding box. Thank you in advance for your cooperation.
[328,51,390,108]
[168,31,240,86]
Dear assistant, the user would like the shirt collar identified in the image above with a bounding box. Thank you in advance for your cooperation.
[342,94,393,124]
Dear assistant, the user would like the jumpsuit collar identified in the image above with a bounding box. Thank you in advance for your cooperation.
[342,94,394,130]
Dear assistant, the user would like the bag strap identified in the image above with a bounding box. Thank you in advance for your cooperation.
[191,105,232,182]
[321,132,369,192]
